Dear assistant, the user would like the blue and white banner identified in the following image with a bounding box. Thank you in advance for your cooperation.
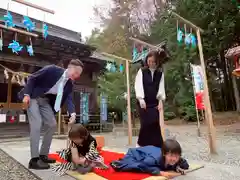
[80,92,89,124]
[191,64,204,93]
[100,94,107,121]
[122,111,127,121]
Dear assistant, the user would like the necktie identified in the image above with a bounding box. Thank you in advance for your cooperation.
[54,71,66,112]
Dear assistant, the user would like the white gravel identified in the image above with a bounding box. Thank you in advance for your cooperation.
[0,149,41,180]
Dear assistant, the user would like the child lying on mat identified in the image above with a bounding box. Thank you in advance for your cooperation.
[52,124,108,176]
[111,139,189,179]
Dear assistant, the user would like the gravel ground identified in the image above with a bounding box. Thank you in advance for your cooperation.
[105,125,240,167]
[0,149,40,180]
[1,124,240,180]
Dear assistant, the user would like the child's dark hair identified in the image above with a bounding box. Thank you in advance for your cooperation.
[68,124,89,140]
[162,139,182,155]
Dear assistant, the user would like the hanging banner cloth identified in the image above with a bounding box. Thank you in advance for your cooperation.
[100,94,108,121]
[191,64,205,110]
[80,92,89,124]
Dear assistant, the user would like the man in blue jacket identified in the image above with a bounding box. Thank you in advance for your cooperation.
[18,59,83,170]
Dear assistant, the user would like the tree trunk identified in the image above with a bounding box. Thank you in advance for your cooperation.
[220,50,235,111]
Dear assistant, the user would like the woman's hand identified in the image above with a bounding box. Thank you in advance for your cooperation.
[157,100,163,111]
[139,99,146,109]
[78,157,87,165]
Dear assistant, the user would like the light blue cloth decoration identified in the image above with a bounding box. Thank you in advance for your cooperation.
[4,12,15,27]
[132,47,139,62]
[190,34,197,48]
[106,63,112,71]
[185,33,191,46]
[139,49,148,62]
[80,92,89,124]
[8,40,23,54]
[177,29,184,43]
[23,16,35,32]
[100,94,108,121]
[119,64,124,73]
[43,23,48,39]
[0,38,3,51]
[27,45,34,56]
[122,111,127,121]
[110,64,116,72]
[54,71,66,112]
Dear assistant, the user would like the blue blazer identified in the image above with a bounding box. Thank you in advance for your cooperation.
[18,65,75,114]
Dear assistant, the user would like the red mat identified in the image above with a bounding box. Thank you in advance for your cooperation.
[49,150,151,180]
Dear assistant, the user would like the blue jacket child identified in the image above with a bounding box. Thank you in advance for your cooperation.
[110,139,189,176]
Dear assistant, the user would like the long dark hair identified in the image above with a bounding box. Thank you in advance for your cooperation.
[141,50,164,70]
[68,124,89,140]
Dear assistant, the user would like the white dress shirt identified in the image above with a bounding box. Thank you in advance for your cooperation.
[134,68,166,101]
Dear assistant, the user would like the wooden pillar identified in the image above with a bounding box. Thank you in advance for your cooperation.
[57,109,61,135]
[7,74,12,108]
[159,100,165,140]
[196,29,217,154]
[126,60,133,145]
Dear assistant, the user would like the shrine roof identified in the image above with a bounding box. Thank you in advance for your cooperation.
[0,8,95,55]
[225,46,240,58]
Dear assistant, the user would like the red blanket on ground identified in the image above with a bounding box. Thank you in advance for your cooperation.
[49,150,152,180]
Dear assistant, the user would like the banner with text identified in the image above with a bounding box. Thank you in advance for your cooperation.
[100,94,108,121]
[80,92,89,124]
[191,64,205,110]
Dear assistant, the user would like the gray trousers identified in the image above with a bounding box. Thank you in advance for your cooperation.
[27,97,56,158]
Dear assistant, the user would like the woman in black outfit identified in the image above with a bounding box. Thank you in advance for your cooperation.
[134,50,166,148]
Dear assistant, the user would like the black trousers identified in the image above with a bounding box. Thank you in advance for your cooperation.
[137,104,163,148]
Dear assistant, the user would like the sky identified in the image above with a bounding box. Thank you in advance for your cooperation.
[0,0,111,38]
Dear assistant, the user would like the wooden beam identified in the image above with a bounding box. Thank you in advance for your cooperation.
[6,74,12,108]
[196,29,216,154]
[12,0,55,14]
[171,12,204,33]
[0,54,50,67]
[101,52,131,62]
[58,109,62,135]
[0,24,38,37]
[0,103,27,110]
[130,37,166,50]
[125,59,133,145]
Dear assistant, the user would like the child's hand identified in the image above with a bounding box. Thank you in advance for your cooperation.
[78,157,86,165]
[160,171,181,179]
[160,171,172,178]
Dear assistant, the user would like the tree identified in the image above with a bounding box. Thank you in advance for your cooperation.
[89,0,240,122]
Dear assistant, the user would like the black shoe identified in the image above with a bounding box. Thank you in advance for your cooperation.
[40,155,56,164]
[28,158,50,170]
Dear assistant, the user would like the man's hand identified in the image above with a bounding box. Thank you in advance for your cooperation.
[139,99,146,109]
[22,95,30,108]
[68,113,76,124]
